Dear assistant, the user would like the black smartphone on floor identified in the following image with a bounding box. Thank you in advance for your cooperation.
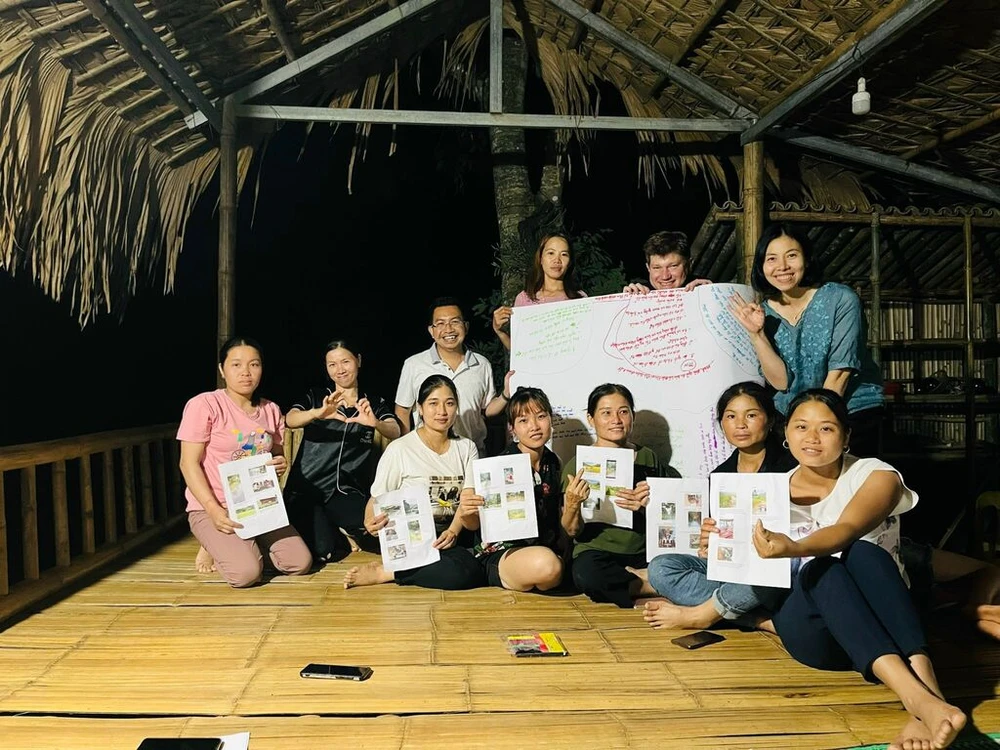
[671,630,726,650]
[300,663,374,681]
[136,740,223,750]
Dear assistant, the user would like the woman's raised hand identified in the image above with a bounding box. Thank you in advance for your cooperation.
[315,389,344,420]
[613,481,650,511]
[727,292,766,335]
[492,306,512,334]
[345,397,378,427]
[266,454,287,477]
[752,520,796,559]
[564,468,590,508]
[208,504,243,535]
[433,528,458,550]
[364,512,389,535]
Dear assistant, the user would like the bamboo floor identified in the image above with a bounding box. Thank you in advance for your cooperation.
[1,534,999,750]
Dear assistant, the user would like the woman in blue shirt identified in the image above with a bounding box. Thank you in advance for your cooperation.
[728,223,883,455]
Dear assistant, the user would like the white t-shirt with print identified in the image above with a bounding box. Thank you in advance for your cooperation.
[370,430,478,531]
[788,455,918,581]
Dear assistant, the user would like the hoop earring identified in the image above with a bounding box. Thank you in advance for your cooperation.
[843,445,851,455]
[782,440,789,449]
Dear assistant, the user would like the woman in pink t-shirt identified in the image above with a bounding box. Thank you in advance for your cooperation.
[177,336,312,587]
[492,232,587,350]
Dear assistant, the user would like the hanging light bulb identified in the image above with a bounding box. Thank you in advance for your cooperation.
[852,77,871,115]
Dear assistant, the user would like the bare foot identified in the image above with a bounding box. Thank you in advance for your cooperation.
[633,596,667,609]
[195,546,216,573]
[626,566,649,583]
[643,599,720,630]
[907,693,967,749]
[973,603,1000,624]
[888,715,933,750]
[344,561,394,589]
[626,566,658,598]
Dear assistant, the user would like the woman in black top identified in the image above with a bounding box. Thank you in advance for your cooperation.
[641,381,794,631]
[284,339,401,561]
[459,387,567,591]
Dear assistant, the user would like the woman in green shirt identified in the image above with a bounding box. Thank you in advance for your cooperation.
[562,383,662,607]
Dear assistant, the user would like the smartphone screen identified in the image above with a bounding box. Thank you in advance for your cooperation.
[136,740,223,750]
[670,630,726,650]
[300,663,373,681]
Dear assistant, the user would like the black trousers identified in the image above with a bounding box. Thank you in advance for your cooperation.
[395,547,487,590]
[773,541,927,682]
[848,407,884,458]
[288,488,378,563]
[572,549,647,608]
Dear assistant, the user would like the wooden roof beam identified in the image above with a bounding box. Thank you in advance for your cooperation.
[186,0,452,129]
[741,0,946,145]
[543,0,753,119]
[648,0,734,98]
[773,128,1000,205]
[260,0,299,61]
[86,0,221,131]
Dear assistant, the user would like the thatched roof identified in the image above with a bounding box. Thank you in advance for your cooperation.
[3,0,1000,322]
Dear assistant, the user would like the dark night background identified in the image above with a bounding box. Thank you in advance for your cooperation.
[0,67,719,448]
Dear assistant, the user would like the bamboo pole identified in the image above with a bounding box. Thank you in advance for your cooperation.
[103,451,117,544]
[741,141,764,284]
[153,441,168,521]
[218,95,238,384]
[21,466,39,580]
[122,448,138,535]
[964,216,976,539]
[53,460,71,567]
[80,455,95,555]
[0,471,7,595]
[869,211,882,366]
[139,444,154,527]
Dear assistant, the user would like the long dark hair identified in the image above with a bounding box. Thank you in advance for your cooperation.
[715,381,778,432]
[217,336,263,405]
[785,388,852,443]
[750,223,823,299]
[416,374,460,439]
[524,233,582,301]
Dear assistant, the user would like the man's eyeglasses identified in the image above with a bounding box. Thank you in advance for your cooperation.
[431,318,465,330]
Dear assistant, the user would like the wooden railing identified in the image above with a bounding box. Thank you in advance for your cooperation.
[0,424,187,623]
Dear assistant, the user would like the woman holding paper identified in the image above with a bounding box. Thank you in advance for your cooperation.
[561,383,662,608]
[643,381,795,630]
[753,389,966,750]
[344,374,485,590]
[727,224,883,456]
[178,336,312,588]
[462,387,567,592]
[284,339,402,562]
[492,233,587,351]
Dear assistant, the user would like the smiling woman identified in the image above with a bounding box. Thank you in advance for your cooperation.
[728,224,884,456]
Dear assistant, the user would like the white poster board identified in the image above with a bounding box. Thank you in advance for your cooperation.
[509,285,762,479]
[646,477,710,561]
[473,453,539,544]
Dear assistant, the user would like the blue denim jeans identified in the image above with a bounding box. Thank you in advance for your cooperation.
[647,553,786,624]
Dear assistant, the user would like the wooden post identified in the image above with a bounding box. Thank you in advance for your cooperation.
[964,215,976,543]
[103,450,117,544]
[80,455,95,555]
[153,441,168,521]
[218,95,238,385]
[139,443,154,527]
[21,466,39,580]
[122,447,137,535]
[869,211,882,365]
[741,140,764,284]
[52,460,70,567]
[0,472,8,595]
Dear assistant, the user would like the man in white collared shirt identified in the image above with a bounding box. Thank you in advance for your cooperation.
[394,297,508,453]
